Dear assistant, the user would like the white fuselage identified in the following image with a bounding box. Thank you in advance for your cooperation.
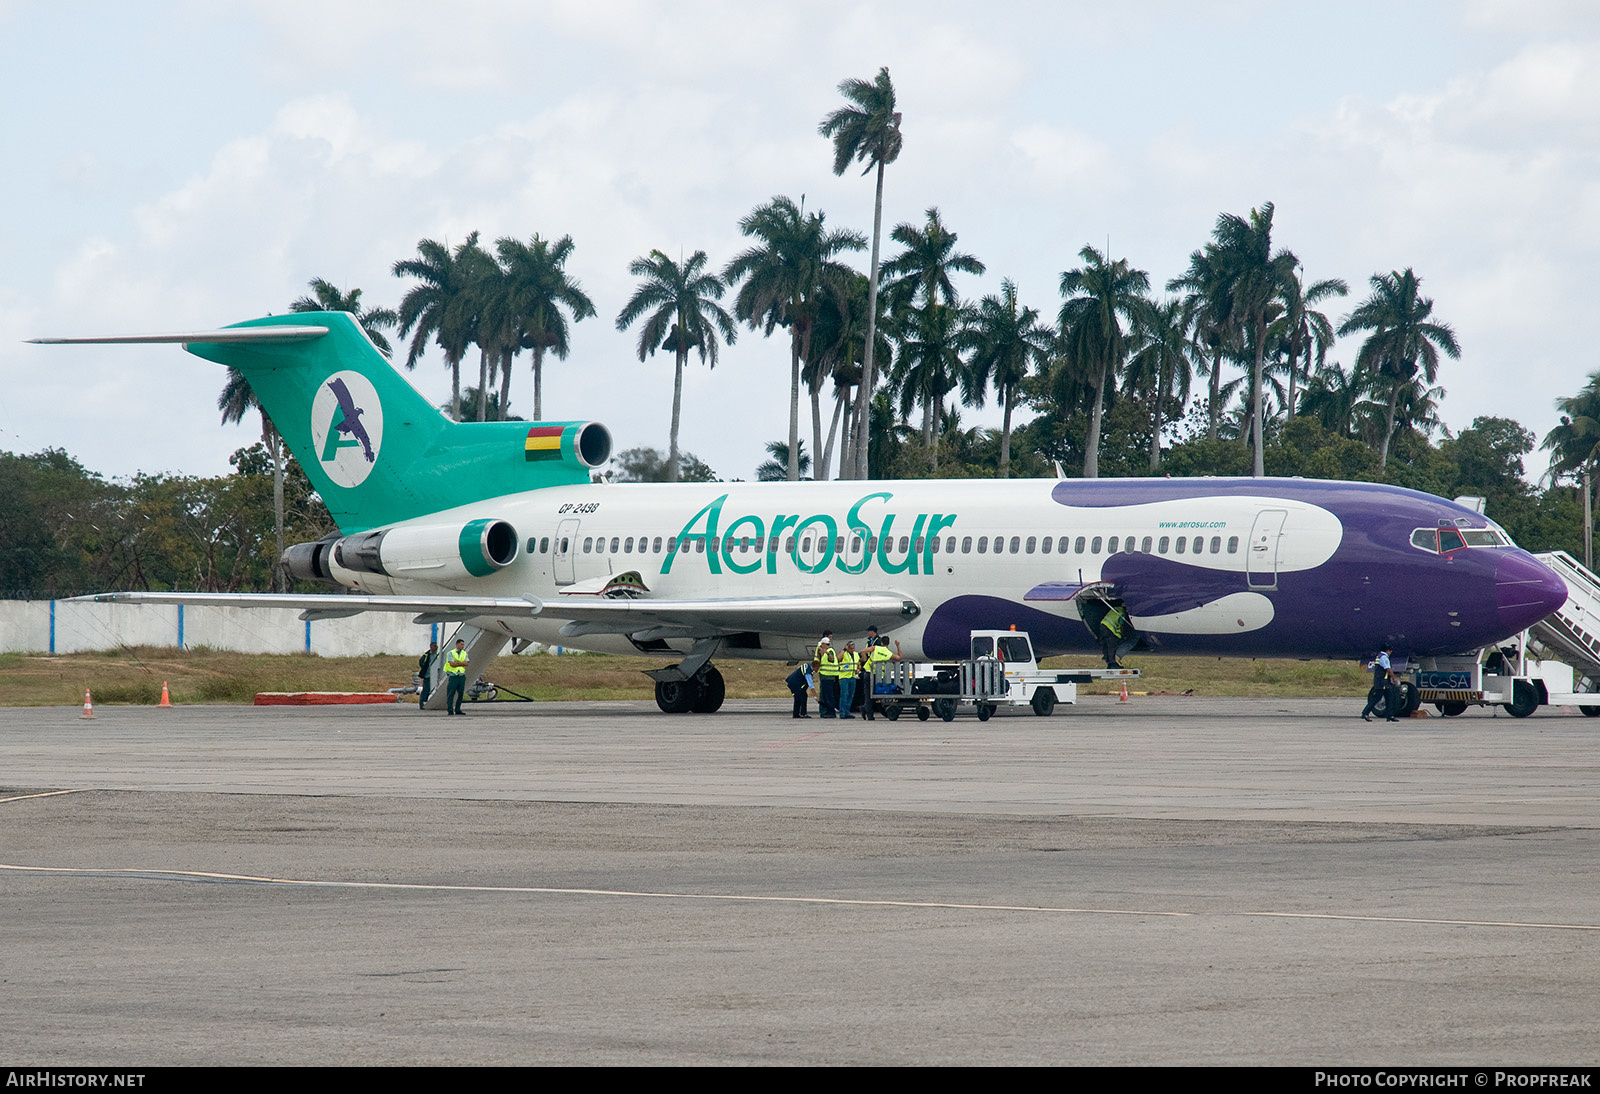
[330,478,1344,661]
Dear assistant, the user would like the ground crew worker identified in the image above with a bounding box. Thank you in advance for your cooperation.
[1098,603,1131,669]
[837,641,861,719]
[817,633,839,718]
[444,638,469,715]
[860,636,902,721]
[1361,645,1400,722]
[418,641,438,711]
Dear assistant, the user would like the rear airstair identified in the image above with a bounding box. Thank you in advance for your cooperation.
[1529,551,1600,684]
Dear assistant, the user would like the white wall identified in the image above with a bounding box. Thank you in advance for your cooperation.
[0,600,451,657]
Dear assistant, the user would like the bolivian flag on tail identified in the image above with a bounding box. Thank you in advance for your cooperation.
[525,424,564,462]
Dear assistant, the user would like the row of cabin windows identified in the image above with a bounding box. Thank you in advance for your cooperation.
[524,533,1243,558]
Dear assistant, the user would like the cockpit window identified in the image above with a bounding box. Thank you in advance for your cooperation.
[1412,526,1510,554]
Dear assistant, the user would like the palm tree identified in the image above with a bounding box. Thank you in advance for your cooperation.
[1207,203,1300,477]
[1544,372,1600,567]
[820,66,902,480]
[218,368,286,591]
[809,271,883,480]
[615,250,737,483]
[961,279,1053,478]
[756,439,811,482]
[290,278,399,358]
[1298,360,1369,440]
[1058,245,1151,478]
[1124,297,1195,471]
[494,234,596,422]
[1338,268,1460,470]
[1167,246,1238,441]
[723,196,865,481]
[879,207,985,460]
[890,300,972,472]
[1277,266,1347,420]
[394,233,482,420]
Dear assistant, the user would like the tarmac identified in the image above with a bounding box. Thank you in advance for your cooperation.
[1,695,1597,1065]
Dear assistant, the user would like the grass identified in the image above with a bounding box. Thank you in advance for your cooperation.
[0,645,1367,707]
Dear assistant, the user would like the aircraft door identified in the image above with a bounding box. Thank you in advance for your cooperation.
[1247,509,1287,590]
[554,518,580,586]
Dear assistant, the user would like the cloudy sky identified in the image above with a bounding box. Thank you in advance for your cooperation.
[2,0,1597,484]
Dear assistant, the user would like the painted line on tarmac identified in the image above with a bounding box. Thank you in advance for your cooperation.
[2,862,1598,931]
[0,789,92,805]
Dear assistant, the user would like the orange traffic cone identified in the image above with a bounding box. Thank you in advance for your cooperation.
[159,682,172,708]
[1119,681,1129,703]
[80,688,95,720]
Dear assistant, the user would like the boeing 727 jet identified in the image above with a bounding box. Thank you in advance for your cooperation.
[35,312,1570,712]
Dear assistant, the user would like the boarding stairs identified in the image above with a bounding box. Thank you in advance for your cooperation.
[1529,551,1600,684]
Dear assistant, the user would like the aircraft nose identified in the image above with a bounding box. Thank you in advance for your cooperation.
[1497,551,1568,633]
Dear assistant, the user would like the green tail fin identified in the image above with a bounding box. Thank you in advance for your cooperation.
[188,313,609,532]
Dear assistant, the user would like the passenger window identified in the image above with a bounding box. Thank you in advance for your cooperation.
[1141,536,1152,553]
[1210,536,1221,554]
[653,537,663,553]
[1175,536,1186,554]
[914,537,925,553]
[1009,536,1020,553]
[801,537,811,552]
[961,536,972,553]
[1040,536,1051,554]
[1025,536,1036,554]
[1059,537,1071,554]
[930,537,941,554]
[583,537,593,553]
[624,537,634,553]
[560,537,569,554]
[1091,536,1102,553]
[1158,536,1170,553]
[977,536,988,553]
[527,538,538,554]
[1107,536,1119,553]
[1227,536,1239,554]
[868,536,878,552]
[695,539,705,554]
[786,538,795,553]
[946,537,957,554]
[754,537,765,553]
[1074,536,1086,554]
[898,536,908,553]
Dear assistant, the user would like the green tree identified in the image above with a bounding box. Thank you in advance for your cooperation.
[1207,203,1300,477]
[1123,297,1196,471]
[493,233,596,422]
[218,367,289,590]
[723,196,865,481]
[961,279,1053,478]
[394,233,483,421]
[890,301,972,473]
[1338,268,1460,471]
[1167,245,1238,441]
[1058,245,1150,478]
[290,278,398,357]
[1542,371,1600,566]
[615,250,737,483]
[820,66,902,481]
[1277,266,1347,419]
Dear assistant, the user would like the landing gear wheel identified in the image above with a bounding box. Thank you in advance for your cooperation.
[881,702,901,721]
[934,698,957,723]
[1504,680,1540,719]
[1031,688,1057,717]
[1580,705,1600,718]
[1439,700,1468,717]
[915,703,931,721]
[654,678,699,714]
[689,666,725,713]
[1399,681,1422,716]
[976,702,996,722]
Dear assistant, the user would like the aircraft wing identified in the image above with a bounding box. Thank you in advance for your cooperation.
[71,590,919,637]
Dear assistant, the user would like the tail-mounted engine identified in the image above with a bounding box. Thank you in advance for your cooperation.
[282,518,520,589]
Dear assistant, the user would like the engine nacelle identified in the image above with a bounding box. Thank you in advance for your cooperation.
[309,518,521,588]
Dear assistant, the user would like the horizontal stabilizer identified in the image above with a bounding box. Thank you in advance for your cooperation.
[29,327,329,345]
[70,591,544,620]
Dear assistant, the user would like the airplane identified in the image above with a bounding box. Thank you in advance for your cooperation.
[33,311,1570,713]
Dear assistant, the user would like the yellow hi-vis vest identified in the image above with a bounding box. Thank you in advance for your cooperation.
[818,646,840,678]
[445,649,469,676]
[838,650,860,674]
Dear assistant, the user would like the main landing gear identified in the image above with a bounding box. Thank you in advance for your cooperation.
[653,664,726,714]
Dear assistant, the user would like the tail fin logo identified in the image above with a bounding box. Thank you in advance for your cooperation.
[310,371,384,488]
